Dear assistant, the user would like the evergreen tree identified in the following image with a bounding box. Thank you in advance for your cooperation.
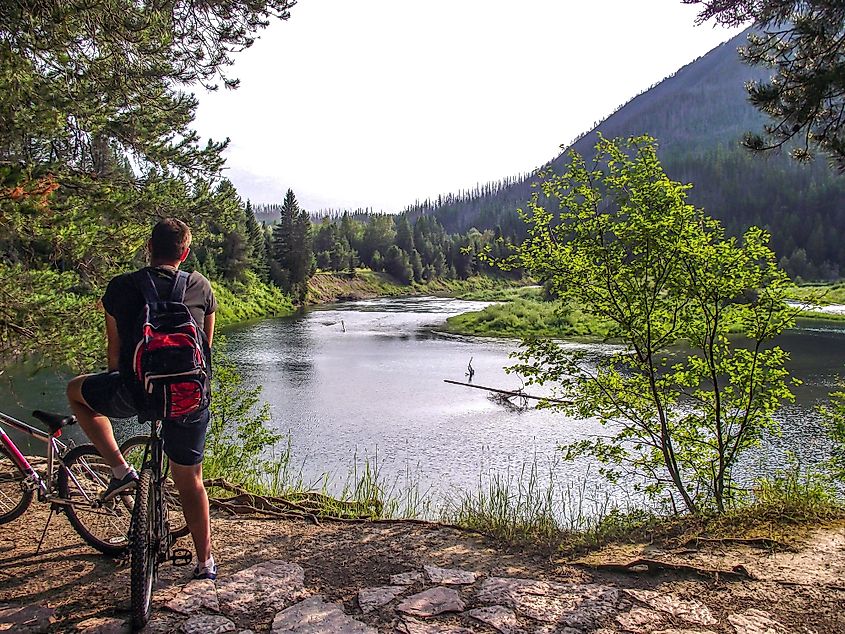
[271,189,313,302]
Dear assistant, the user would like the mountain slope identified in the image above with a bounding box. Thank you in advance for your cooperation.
[416,29,845,279]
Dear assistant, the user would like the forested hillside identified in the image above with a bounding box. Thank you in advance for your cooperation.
[412,29,845,280]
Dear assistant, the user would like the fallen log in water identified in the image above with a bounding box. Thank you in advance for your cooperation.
[443,379,572,405]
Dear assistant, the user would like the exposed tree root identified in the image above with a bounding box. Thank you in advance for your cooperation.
[679,536,792,551]
[579,558,756,580]
[201,477,485,535]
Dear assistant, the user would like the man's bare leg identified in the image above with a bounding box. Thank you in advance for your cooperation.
[169,461,211,563]
[67,375,126,470]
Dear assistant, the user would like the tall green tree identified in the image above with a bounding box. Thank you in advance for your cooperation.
[271,189,312,302]
[510,136,795,514]
[686,0,845,168]
[0,0,295,367]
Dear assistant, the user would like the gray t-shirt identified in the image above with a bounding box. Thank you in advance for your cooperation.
[102,266,217,377]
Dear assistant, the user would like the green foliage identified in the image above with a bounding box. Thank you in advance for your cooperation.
[211,273,294,326]
[510,135,796,514]
[206,340,283,485]
[443,298,611,339]
[0,0,294,368]
[819,387,845,483]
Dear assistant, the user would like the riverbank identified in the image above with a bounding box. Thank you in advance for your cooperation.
[2,500,843,632]
[307,270,525,305]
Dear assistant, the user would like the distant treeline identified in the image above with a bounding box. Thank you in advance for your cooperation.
[203,190,522,306]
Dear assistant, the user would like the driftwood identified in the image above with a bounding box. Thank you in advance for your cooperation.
[443,379,572,405]
[578,558,756,580]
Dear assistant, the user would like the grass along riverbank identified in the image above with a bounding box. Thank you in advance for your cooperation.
[441,289,613,339]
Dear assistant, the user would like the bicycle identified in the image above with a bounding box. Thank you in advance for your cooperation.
[0,408,147,555]
[129,419,193,629]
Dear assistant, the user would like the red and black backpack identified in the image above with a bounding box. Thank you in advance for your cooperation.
[131,270,210,421]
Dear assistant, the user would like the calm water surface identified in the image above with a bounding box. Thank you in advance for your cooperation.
[222,297,843,500]
[2,296,842,505]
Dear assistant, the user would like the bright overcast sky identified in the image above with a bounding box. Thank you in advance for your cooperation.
[192,1,743,212]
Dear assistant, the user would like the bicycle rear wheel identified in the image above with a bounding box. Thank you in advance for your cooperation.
[130,468,156,630]
[0,448,32,524]
[121,435,189,539]
[58,444,134,556]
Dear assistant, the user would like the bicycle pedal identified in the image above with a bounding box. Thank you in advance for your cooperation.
[169,548,192,566]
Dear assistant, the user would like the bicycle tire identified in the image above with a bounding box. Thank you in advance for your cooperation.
[121,435,190,539]
[59,443,136,556]
[130,468,155,630]
[0,447,33,524]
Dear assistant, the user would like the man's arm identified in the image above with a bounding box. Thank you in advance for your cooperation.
[204,312,215,348]
[105,313,120,372]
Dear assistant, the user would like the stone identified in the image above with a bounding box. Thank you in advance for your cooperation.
[76,617,131,634]
[728,609,788,634]
[396,587,466,618]
[423,565,478,585]
[270,596,377,633]
[165,579,220,615]
[357,586,406,613]
[475,577,620,629]
[216,560,305,615]
[615,607,666,633]
[625,589,718,627]
[180,614,236,634]
[468,605,519,633]
[0,604,56,633]
[390,572,424,586]
[398,618,476,634]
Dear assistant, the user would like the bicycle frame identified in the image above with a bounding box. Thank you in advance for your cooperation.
[0,411,67,499]
[0,410,108,510]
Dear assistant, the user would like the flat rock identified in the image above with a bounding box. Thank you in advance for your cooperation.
[468,605,519,633]
[625,589,718,626]
[476,577,620,629]
[358,586,406,613]
[76,617,131,634]
[216,560,305,615]
[423,565,478,585]
[271,596,376,633]
[181,614,236,634]
[398,617,476,634]
[616,607,665,632]
[166,579,220,615]
[396,587,466,618]
[0,604,56,633]
[728,609,788,634]
[391,572,424,586]
[653,630,718,634]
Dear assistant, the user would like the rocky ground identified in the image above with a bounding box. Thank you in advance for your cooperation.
[0,503,844,633]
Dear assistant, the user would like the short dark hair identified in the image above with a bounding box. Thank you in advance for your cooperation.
[150,218,191,262]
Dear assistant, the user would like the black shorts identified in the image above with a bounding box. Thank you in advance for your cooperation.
[80,372,210,466]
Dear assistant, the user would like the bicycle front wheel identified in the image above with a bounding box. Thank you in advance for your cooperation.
[121,435,190,539]
[0,448,32,524]
[58,444,133,556]
[130,468,156,630]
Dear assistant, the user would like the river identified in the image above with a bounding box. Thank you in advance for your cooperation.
[1,296,842,510]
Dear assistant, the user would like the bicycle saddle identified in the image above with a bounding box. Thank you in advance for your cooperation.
[32,410,77,434]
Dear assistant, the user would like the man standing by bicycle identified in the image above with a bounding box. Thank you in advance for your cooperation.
[67,218,218,580]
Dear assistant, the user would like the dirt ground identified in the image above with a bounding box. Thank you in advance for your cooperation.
[1,502,844,632]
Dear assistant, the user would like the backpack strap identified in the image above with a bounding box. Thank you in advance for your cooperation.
[170,270,189,302]
[138,270,162,305]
